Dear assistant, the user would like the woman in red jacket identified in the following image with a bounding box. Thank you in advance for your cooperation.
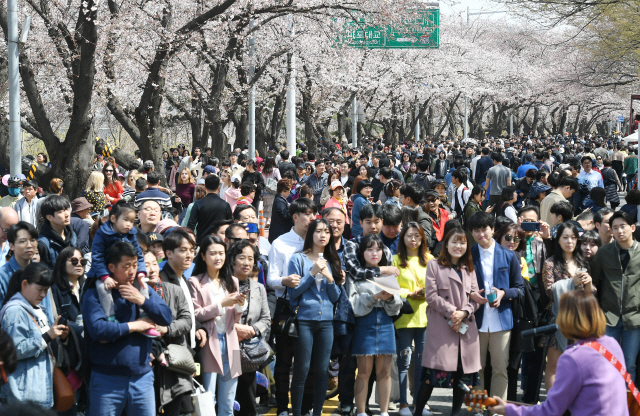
[102,162,123,205]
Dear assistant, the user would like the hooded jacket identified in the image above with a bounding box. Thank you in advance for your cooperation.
[87,220,146,281]
[223,187,242,212]
[38,222,78,269]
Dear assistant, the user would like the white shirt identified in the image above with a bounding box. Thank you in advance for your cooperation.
[267,228,305,297]
[470,155,481,179]
[209,278,246,334]
[341,175,349,186]
[0,243,9,268]
[478,240,503,333]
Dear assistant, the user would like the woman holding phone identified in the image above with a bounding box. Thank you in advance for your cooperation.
[287,219,342,416]
[414,228,480,416]
[540,222,593,391]
[189,236,246,416]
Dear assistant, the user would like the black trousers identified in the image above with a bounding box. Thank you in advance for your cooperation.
[236,371,258,416]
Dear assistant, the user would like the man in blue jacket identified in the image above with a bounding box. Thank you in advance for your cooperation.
[83,241,172,416]
[468,212,524,401]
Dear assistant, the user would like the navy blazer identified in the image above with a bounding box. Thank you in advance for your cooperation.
[471,242,524,330]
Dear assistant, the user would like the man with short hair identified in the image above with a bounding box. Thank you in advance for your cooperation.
[468,212,524,401]
[225,223,249,248]
[576,211,595,231]
[379,204,402,254]
[592,211,640,381]
[268,198,317,416]
[624,148,638,191]
[0,207,19,268]
[474,148,493,185]
[517,154,537,179]
[160,229,204,352]
[187,174,233,244]
[0,222,39,306]
[83,241,172,416]
[450,169,472,220]
[303,160,328,209]
[485,153,512,208]
[412,159,433,192]
[278,150,296,177]
[229,152,244,177]
[39,195,78,268]
[134,171,172,210]
[594,208,614,245]
[211,219,234,241]
[400,182,435,246]
[138,200,161,235]
[539,177,577,226]
[14,180,40,227]
[576,156,604,211]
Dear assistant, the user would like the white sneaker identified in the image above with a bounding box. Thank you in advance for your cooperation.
[398,407,412,416]
[422,407,433,416]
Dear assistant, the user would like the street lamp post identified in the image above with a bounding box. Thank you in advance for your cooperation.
[286,14,296,157]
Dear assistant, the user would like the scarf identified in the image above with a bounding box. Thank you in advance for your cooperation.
[149,278,164,299]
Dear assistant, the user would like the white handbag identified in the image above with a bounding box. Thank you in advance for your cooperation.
[192,378,216,416]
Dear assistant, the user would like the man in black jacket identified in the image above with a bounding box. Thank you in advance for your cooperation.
[186,174,232,244]
[277,150,296,177]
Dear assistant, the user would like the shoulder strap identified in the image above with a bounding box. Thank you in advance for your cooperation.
[583,341,640,406]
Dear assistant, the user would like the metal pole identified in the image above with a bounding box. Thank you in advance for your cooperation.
[286,15,296,158]
[352,96,357,148]
[510,113,513,137]
[463,96,468,139]
[248,18,255,160]
[608,120,611,136]
[415,104,420,142]
[8,0,21,176]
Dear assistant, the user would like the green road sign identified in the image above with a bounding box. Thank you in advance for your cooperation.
[339,9,439,49]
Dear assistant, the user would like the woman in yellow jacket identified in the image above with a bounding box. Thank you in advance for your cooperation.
[393,222,434,416]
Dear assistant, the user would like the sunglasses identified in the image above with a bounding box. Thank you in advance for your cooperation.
[69,258,88,266]
[105,169,114,173]
[504,235,521,243]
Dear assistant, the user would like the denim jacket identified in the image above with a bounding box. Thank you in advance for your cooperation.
[287,252,340,321]
[0,293,53,408]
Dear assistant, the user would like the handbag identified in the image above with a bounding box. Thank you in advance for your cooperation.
[239,288,274,372]
[273,290,299,338]
[164,344,197,376]
[240,336,273,372]
[192,378,216,416]
[25,312,74,412]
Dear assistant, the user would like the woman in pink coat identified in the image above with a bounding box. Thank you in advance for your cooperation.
[414,228,481,416]
[189,236,247,416]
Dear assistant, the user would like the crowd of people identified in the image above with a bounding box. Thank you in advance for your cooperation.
[0,134,637,416]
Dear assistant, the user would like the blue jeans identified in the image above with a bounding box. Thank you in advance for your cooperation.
[88,371,155,416]
[203,334,238,416]
[605,320,640,381]
[291,320,334,416]
[395,327,426,405]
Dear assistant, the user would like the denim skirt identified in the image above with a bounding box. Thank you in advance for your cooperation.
[352,307,396,356]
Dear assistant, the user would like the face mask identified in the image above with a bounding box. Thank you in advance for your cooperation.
[8,188,20,197]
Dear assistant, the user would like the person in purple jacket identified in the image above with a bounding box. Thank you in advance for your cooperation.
[489,290,629,416]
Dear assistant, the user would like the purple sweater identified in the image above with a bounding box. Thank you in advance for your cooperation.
[507,335,629,416]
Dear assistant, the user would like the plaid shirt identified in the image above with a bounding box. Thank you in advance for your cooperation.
[343,234,393,281]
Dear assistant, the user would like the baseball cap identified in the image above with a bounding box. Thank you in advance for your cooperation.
[297,164,306,169]
[425,190,440,199]
[529,182,551,199]
[148,232,164,244]
[330,180,344,190]
[71,197,92,213]
[203,165,215,174]
[143,160,154,171]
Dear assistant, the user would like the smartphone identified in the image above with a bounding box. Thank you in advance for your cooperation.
[448,320,469,334]
[246,223,258,233]
[58,316,68,326]
[241,288,251,295]
[521,221,541,232]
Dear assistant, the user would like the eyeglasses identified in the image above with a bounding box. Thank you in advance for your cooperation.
[69,258,88,266]
[504,235,521,243]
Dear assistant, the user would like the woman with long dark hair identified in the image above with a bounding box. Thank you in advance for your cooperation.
[287,219,342,416]
[51,247,86,323]
[102,162,123,205]
[189,236,245,416]
[433,151,449,180]
[242,159,265,210]
[0,263,68,408]
[540,222,593,391]
[414,228,480,416]
[393,222,433,415]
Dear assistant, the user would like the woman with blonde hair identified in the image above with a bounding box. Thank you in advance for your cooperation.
[176,168,196,207]
[490,291,628,416]
[123,169,138,201]
[220,169,233,199]
[84,171,107,217]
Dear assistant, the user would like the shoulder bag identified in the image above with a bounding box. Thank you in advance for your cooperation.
[273,263,300,338]
[164,343,197,376]
[239,284,274,372]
